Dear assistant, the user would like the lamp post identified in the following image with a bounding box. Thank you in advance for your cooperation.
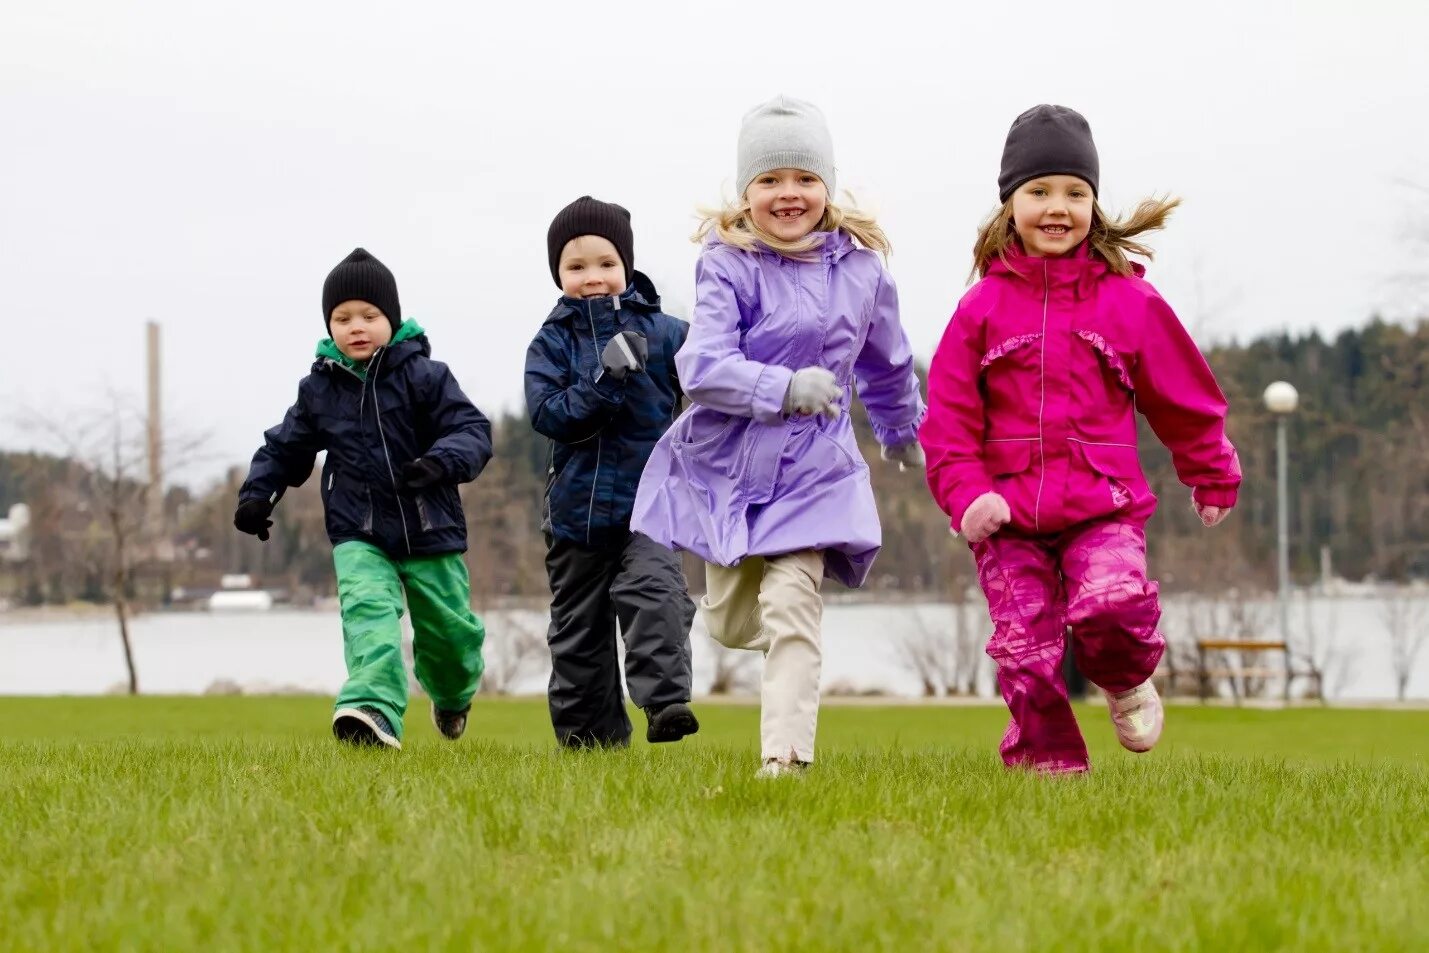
[1263,381,1299,643]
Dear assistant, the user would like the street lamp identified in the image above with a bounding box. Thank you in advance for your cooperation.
[1263,381,1299,644]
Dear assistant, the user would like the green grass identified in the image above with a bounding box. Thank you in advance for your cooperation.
[2,698,1426,952]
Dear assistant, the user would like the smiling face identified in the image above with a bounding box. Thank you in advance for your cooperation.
[746,168,828,243]
[1010,175,1094,257]
[558,235,627,299]
[329,300,393,361]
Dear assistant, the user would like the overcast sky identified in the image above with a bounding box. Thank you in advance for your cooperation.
[2,1,1424,489]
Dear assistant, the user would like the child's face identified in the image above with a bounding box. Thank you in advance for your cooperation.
[329,300,393,361]
[558,236,627,299]
[1010,176,1094,257]
[747,168,827,243]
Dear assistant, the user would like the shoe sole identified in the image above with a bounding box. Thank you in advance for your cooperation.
[332,708,402,750]
[646,707,700,744]
[429,702,467,741]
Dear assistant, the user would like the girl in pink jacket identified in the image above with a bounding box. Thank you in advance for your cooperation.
[919,105,1241,773]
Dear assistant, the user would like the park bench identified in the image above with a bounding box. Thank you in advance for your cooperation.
[1188,638,1323,703]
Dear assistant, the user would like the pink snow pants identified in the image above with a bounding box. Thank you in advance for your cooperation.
[972,518,1164,772]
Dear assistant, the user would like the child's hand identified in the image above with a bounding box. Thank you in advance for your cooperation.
[1193,497,1230,527]
[234,499,274,542]
[960,492,1011,544]
[400,457,445,490]
[600,331,648,381]
[783,367,841,419]
[880,441,925,472]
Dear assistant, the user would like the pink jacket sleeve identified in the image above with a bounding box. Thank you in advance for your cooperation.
[675,250,793,425]
[919,302,992,530]
[853,268,926,447]
[1134,291,1242,507]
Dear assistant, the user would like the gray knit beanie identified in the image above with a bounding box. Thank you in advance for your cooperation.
[736,96,836,199]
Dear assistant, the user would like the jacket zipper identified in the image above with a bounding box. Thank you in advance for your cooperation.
[585,297,607,546]
[1033,259,1049,534]
[368,347,412,556]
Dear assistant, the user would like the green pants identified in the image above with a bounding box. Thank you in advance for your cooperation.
[333,541,485,740]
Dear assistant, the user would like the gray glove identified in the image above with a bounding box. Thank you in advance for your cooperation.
[600,331,648,381]
[880,441,925,472]
[782,367,841,418]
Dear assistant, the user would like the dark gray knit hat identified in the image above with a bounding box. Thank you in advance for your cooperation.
[322,248,401,331]
[547,196,635,288]
[998,105,1099,203]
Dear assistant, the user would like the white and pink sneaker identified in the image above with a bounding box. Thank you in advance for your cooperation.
[1103,680,1164,752]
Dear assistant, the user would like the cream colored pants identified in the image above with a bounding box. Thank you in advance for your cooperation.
[701,550,824,763]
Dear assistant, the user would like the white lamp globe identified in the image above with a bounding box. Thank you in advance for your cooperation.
[1263,381,1299,415]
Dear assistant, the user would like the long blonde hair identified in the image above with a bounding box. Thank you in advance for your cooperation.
[694,193,891,258]
[970,195,1180,281]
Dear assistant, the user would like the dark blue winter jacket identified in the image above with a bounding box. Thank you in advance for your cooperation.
[240,324,492,558]
[525,273,687,548]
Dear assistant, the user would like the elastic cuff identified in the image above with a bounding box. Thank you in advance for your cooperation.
[751,364,795,424]
[590,368,628,403]
[871,403,928,448]
[1194,485,1239,508]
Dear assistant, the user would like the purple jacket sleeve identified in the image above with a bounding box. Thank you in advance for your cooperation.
[853,267,926,447]
[675,251,793,425]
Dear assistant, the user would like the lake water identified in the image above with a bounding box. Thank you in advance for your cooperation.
[2,593,1423,701]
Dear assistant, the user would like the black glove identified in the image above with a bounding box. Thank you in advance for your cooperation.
[400,456,445,490]
[234,499,273,542]
[600,331,648,381]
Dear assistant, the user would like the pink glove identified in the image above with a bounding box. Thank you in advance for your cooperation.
[958,492,1011,544]
[1192,497,1230,527]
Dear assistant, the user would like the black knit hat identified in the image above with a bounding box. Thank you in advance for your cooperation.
[322,248,401,331]
[998,105,1100,203]
[546,196,634,288]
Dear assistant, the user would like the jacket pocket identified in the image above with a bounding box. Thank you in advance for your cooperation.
[1073,330,1134,393]
[979,333,1043,369]
[1072,439,1142,478]
[414,486,460,533]
[323,470,375,536]
[984,439,1035,476]
[1072,439,1143,510]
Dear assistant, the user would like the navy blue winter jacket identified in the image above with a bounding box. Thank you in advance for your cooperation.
[240,327,492,558]
[524,273,687,548]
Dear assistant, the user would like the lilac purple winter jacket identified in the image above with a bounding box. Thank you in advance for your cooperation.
[919,241,1240,537]
[631,231,926,587]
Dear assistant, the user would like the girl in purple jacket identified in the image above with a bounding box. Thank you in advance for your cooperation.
[632,96,925,777]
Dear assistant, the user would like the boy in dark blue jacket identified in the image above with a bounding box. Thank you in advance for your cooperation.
[236,248,492,749]
[525,197,698,748]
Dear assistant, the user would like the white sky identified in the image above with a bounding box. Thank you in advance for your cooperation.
[2,1,1425,488]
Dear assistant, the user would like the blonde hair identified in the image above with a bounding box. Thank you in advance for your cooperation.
[970,195,1181,281]
[694,192,891,258]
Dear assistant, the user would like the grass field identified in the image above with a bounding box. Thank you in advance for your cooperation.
[2,697,1426,951]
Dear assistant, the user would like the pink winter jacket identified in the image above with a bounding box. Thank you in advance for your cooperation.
[919,243,1240,536]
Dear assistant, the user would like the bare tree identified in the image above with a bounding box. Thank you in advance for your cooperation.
[22,394,207,695]
[1185,589,1276,700]
[1380,587,1429,702]
[1295,590,1354,701]
[895,601,985,698]
[897,613,952,697]
[949,588,987,696]
[706,637,758,695]
[477,608,548,695]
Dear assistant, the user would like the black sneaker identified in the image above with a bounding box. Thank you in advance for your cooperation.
[646,702,700,744]
[430,702,470,741]
[332,706,402,750]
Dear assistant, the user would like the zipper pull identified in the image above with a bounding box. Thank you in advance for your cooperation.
[612,295,621,312]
